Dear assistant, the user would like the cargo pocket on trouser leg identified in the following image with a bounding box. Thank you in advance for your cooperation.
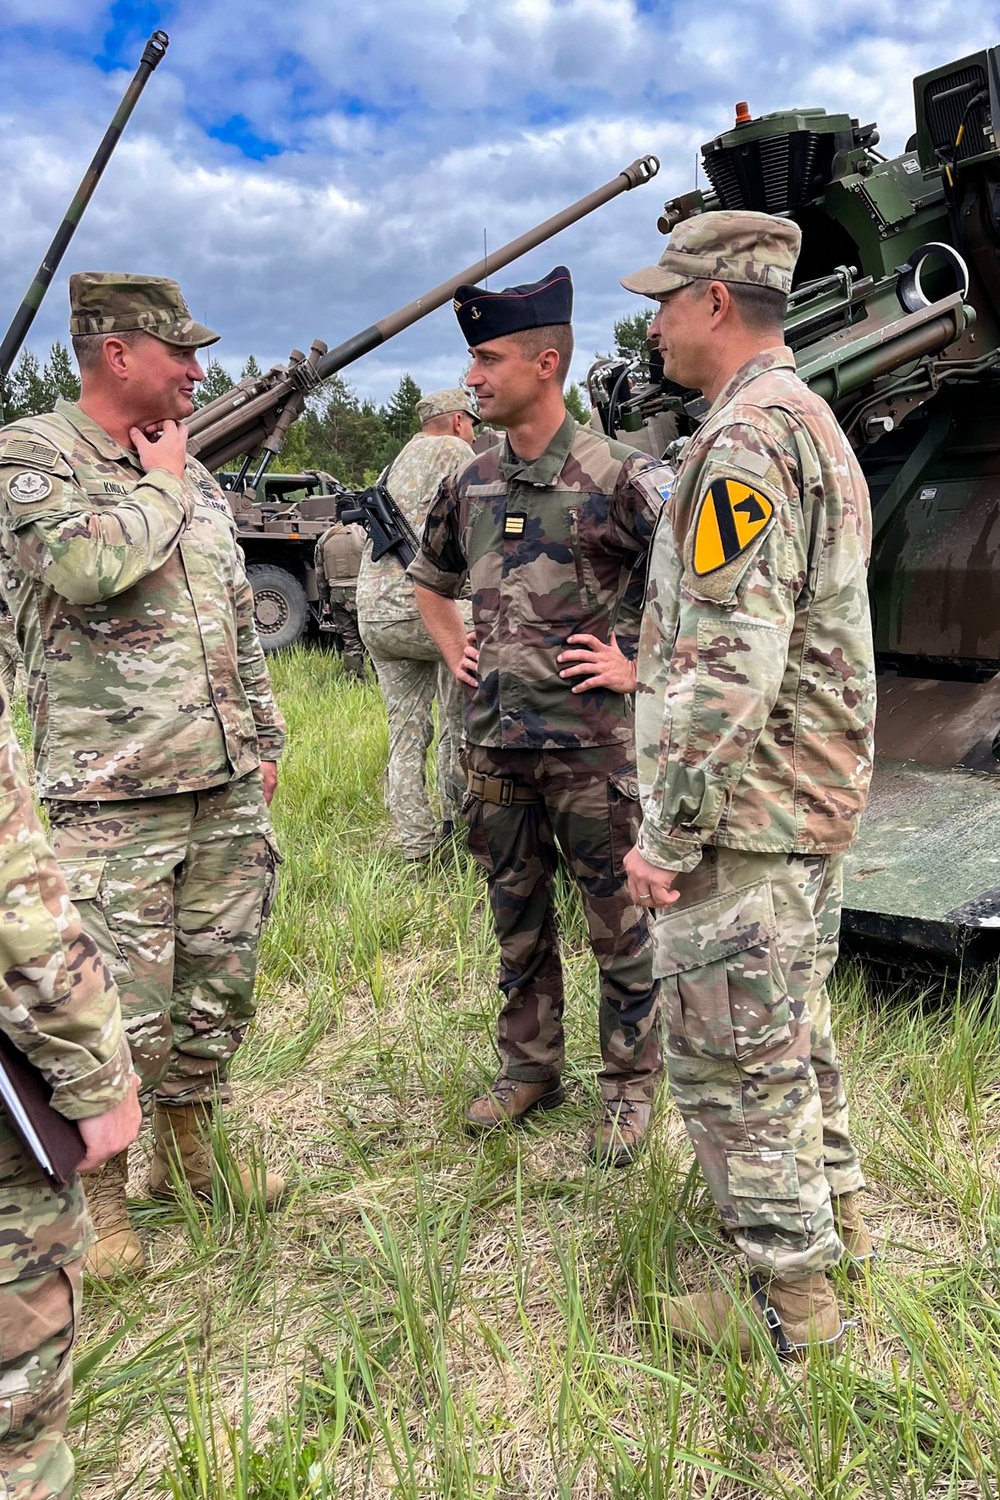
[0,1262,79,1495]
[59,858,134,983]
[607,770,641,878]
[655,877,806,1239]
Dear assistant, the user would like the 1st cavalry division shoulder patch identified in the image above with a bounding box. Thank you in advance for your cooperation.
[692,477,773,575]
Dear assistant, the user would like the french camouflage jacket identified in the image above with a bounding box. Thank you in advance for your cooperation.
[0,401,286,801]
[635,348,876,872]
[0,696,131,1281]
[408,414,671,750]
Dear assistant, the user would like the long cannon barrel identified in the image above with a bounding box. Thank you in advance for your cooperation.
[186,155,659,475]
[316,155,660,378]
[0,30,170,385]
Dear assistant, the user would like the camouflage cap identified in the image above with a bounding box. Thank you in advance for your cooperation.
[416,387,478,425]
[68,272,220,348]
[620,211,801,299]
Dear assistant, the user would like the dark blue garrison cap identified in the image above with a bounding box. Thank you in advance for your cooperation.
[453,265,573,348]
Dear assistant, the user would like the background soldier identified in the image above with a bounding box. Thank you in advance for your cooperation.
[411,266,671,1166]
[315,507,368,679]
[357,388,477,862]
[621,212,876,1353]
[0,273,287,1279]
[0,693,140,1498]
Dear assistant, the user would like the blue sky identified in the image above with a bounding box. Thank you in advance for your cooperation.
[1,0,997,405]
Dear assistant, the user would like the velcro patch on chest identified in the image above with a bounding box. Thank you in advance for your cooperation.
[692,477,773,575]
[0,438,60,470]
[503,512,526,538]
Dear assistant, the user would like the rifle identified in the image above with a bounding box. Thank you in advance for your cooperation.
[0,31,170,400]
[341,470,420,571]
[184,154,660,485]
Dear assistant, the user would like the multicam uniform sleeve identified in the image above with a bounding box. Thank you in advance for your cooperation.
[405,473,468,599]
[612,457,673,659]
[0,703,129,1120]
[234,544,287,763]
[637,421,801,871]
[0,437,194,607]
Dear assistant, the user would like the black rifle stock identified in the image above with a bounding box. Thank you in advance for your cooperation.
[341,478,420,571]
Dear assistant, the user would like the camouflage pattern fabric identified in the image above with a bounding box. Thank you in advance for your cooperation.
[45,768,277,1104]
[464,744,661,1101]
[415,388,477,424]
[358,431,474,626]
[653,846,864,1275]
[360,616,466,859]
[0,1262,80,1500]
[68,271,219,348]
[408,413,672,749]
[635,348,876,872]
[315,521,365,589]
[0,685,128,1497]
[0,399,286,802]
[0,600,19,703]
[620,209,801,299]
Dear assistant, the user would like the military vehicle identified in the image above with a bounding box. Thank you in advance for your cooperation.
[588,45,1000,963]
[216,468,348,650]
[182,155,661,642]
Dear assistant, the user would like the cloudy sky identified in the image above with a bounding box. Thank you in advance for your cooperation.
[1,0,997,405]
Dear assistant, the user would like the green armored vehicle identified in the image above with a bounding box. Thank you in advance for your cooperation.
[589,45,1000,962]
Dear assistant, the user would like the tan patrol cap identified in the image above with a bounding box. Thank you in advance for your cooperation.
[416,387,478,425]
[68,272,220,348]
[620,210,801,299]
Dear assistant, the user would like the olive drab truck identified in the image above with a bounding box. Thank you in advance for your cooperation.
[588,45,1000,964]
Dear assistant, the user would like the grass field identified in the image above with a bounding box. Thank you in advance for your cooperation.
[75,647,1000,1499]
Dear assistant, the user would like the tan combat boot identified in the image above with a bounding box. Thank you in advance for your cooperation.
[591,1098,652,1169]
[833,1192,876,1277]
[661,1272,846,1358]
[465,1075,566,1132]
[83,1149,145,1279]
[150,1103,286,1207]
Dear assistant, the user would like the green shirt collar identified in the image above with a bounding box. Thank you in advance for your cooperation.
[55,399,143,467]
[705,346,797,422]
[498,411,578,487]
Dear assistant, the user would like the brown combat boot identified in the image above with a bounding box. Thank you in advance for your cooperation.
[465,1075,566,1132]
[591,1098,652,1169]
[833,1192,876,1278]
[661,1272,846,1358]
[83,1149,146,1279]
[149,1103,286,1207]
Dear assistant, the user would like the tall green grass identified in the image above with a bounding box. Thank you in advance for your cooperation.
[74,647,1000,1499]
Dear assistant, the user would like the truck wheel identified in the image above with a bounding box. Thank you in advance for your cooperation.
[246,565,309,652]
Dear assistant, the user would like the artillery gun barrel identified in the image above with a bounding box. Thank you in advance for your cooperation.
[0,30,170,384]
[186,155,660,474]
[315,155,660,379]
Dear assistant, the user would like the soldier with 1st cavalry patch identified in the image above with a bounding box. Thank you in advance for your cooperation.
[411,265,673,1166]
[620,211,877,1354]
[0,273,287,1280]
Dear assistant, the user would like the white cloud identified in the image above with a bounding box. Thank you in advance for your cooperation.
[0,0,996,415]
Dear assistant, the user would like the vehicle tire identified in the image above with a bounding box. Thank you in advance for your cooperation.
[246,564,309,652]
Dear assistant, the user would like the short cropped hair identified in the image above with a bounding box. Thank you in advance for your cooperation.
[720,281,788,333]
[508,323,574,386]
[72,329,150,374]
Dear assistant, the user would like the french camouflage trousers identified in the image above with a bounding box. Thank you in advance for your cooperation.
[652,846,865,1278]
[46,769,280,1107]
[360,615,465,859]
[0,1254,81,1500]
[463,744,661,1103]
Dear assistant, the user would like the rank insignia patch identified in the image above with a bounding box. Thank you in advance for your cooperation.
[692,477,773,575]
[503,512,526,538]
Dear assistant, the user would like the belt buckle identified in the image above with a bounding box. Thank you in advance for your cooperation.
[498,778,514,807]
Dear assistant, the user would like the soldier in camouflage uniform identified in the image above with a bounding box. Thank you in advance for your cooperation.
[0,273,287,1280]
[620,211,876,1353]
[315,510,368,678]
[358,388,477,861]
[0,688,140,1498]
[0,589,20,702]
[411,267,673,1166]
